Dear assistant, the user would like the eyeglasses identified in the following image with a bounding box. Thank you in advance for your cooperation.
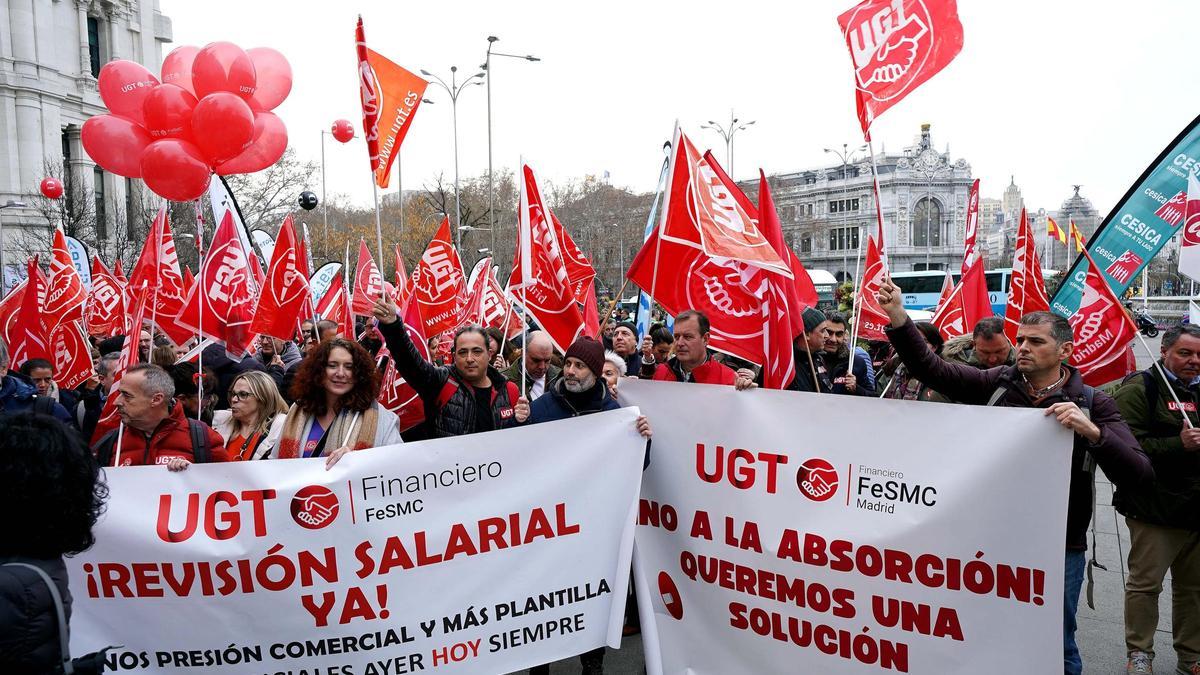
[229,390,254,401]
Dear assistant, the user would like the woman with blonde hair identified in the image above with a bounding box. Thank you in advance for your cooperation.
[212,371,288,461]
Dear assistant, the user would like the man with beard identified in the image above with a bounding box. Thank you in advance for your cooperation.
[820,311,876,396]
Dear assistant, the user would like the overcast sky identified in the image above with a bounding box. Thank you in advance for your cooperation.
[163,0,1200,216]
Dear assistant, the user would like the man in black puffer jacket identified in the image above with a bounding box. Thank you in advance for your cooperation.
[373,297,522,438]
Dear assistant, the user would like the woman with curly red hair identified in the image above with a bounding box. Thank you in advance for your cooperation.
[275,337,401,468]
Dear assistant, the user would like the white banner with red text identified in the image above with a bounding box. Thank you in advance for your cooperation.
[67,408,646,674]
[621,380,1071,674]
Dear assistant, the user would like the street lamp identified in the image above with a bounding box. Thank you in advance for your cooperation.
[701,110,755,178]
[0,199,28,300]
[824,143,867,281]
[421,66,485,252]
[483,36,540,258]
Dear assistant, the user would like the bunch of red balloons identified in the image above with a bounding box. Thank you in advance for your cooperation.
[81,42,292,202]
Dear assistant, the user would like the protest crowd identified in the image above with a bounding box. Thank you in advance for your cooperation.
[3,1,1199,673]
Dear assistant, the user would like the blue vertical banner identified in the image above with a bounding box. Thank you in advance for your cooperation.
[636,154,672,339]
[65,235,92,290]
[1051,114,1200,315]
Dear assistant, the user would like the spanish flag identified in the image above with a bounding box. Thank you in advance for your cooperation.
[1069,220,1085,253]
[1047,217,1067,244]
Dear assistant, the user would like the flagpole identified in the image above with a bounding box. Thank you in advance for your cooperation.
[603,278,631,332]
[371,178,385,273]
[847,138,884,376]
[644,130,678,339]
[1134,332,1194,429]
[195,201,205,406]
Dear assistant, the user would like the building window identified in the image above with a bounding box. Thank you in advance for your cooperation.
[913,262,945,272]
[800,235,812,253]
[94,168,106,240]
[87,17,102,77]
[828,226,859,251]
[829,198,861,214]
[125,178,138,237]
[912,197,942,247]
[782,205,796,221]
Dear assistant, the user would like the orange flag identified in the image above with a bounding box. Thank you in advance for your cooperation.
[356,16,428,189]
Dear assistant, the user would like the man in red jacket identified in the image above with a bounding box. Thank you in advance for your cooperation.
[106,364,228,468]
[638,310,754,389]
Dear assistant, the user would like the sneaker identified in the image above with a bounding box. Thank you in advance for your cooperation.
[1175,661,1200,675]
[1127,651,1154,674]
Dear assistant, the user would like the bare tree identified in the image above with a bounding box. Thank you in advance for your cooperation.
[224,149,319,233]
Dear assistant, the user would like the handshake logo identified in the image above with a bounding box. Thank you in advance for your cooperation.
[797,458,840,502]
[290,485,340,530]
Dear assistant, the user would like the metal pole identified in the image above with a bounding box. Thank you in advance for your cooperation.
[0,209,6,301]
[398,151,404,236]
[486,46,495,258]
[451,68,462,252]
[320,130,329,256]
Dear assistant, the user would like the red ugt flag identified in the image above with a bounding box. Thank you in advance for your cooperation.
[92,286,150,446]
[127,206,192,345]
[961,178,980,275]
[250,215,311,341]
[854,235,892,341]
[931,256,989,340]
[86,256,126,337]
[351,238,386,316]
[378,297,429,433]
[50,320,93,391]
[1069,250,1138,387]
[413,217,466,337]
[550,212,596,304]
[508,163,586,354]
[1003,208,1050,344]
[838,0,964,139]
[177,210,257,358]
[45,228,86,333]
[9,258,49,366]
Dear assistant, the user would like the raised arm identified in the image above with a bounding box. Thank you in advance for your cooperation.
[372,297,446,398]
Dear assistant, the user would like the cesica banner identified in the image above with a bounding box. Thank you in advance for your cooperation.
[67,408,646,674]
[621,381,1072,674]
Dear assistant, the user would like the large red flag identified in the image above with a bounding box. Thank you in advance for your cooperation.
[351,239,385,316]
[660,129,788,276]
[86,256,126,337]
[1069,250,1139,386]
[296,227,316,323]
[838,0,964,139]
[0,279,27,349]
[1004,208,1050,344]
[580,281,600,340]
[931,256,990,340]
[460,257,493,327]
[549,213,597,304]
[356,16,429,189]
[377,298,429,432]
[932,271,954,312]
[315,273,352,338]
[113,258,127,286]
[961,178,980,275]
[9,258,49,366]
[250,215,310,340]
[412,218,466,337]
[854,235,892,342]
[50,320,93,390]
[92,286,149,446]
[177,210,257,358]
[756,173,798,389]
[127,206,191,345]
[45,229,86,332]
[508,163,586,354]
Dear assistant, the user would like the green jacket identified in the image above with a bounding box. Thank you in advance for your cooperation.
[501,362,561,400]
[1112,364,1200,529]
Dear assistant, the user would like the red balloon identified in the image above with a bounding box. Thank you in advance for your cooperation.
[161,45,199,96]
[331,119,354,143]
[40,177,64,200]
[98,60,160,126]
[140,139,212,202]
[216,112,288,175]
[191,92,255,164]
[246,47,292,112]
[191,42,257,101]
[81,114,152,178]
[142,84,198,140]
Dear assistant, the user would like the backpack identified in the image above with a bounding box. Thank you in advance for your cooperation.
[92,419,211,467]
[32,395,56,416]
[1,561,110,673]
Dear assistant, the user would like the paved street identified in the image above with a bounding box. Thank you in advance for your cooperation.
[528,335,1173,674]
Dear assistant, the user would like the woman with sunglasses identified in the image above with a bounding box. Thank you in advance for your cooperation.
[275,337,402,468]
[212,371,289,461]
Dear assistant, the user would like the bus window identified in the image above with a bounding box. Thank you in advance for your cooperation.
[985,271,1007,293]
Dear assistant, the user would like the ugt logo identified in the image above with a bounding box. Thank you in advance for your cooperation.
[797,458,839,502]
[291,485,340,530]
[844,0,933,100]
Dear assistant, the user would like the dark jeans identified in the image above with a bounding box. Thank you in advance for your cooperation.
[528,647,605,675]
[1065,549,1086,675]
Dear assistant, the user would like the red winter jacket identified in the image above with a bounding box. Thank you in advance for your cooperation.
[642,356,737,385]
[109,403,229,467]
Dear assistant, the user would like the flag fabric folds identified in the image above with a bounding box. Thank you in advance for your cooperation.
[931,257,990,341]
[413,217,467,337]
[355,16,429,189]
[1069,249,1139,386]
[1003,208,1051,344]
[177,210,257,358]
[250,215,310,341]
[1179,172,1200,282]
